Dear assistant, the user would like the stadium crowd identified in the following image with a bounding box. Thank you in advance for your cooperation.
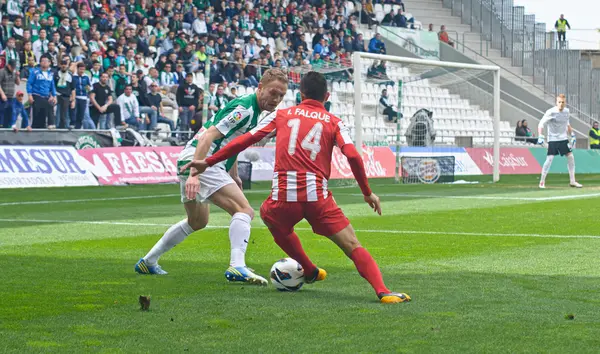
[0,0,412,133]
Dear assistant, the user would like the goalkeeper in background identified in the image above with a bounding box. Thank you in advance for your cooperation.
[537,94,582,189]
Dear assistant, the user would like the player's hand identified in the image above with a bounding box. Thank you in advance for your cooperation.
[571,134,576,148]
[180,160,209,177]
[233,176,243,190]
[537,136,545,145]
[364,193,381,215]
[185,175,200,201]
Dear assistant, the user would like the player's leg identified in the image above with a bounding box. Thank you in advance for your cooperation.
[308,197,410,303]
[209,181,267,285]
[565,151,582,187]
[539,143,556,188]
[136,183,210,275]
[327,225,409,303]
[259,198,319,278]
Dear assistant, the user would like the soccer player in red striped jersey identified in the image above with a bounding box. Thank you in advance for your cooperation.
[181,72,410,303]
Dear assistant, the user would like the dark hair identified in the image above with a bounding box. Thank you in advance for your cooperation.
[77,63,86,68]
[300,71,327,101]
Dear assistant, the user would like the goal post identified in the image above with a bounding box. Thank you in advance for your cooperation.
[352,51,502,183]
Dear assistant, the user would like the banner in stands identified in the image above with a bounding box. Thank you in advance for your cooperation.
[238,147,276,181]
[77,146,182,185]
[381,27,440,60]
[0,131,114,148]
[331,145,396,179]
[0,146,99,188]
[391,147,483,175]
[466,148,541,174]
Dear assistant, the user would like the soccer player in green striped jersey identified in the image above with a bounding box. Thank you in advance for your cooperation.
[135,68,287,284]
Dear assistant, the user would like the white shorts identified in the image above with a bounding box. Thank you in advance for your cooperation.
[179,166,235,204]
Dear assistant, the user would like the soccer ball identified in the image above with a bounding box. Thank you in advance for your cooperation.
[270,258,305,291]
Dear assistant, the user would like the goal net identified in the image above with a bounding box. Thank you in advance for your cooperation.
[342,52,503,184]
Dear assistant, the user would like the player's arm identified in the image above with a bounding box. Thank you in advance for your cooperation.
[537,111,552,143]
[192,126,224,167]
[335,121,381,215]
[228,158,243,190]
[567,124,573,136]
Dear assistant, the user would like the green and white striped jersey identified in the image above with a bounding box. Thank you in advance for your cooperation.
[179,93,262,174]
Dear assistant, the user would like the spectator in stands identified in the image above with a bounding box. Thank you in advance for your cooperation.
[368,33,386,54]
[428,23,435,32]
[382,10,396,26]
[55,59,75,129]
[0,59,20,128]
[90,72,125,129]
[361,0,379,30]
[393,10,408,28]
[208,85,229,114]
[3,38,20,71]
[176,73,200,137]
[72,63,95,130]
[343,35,354,53]
[589,121,600,149]
[27,56,57,129]
[379,89,402,122]
[117,84,144,130]
[554,14,571,47]
[132,74,157,132]
[147,82,175,135]
[10,91,31,132]
[515,119,537,144]
[439,25,454,47]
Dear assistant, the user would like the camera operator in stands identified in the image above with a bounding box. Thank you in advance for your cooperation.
[405,109,436,147]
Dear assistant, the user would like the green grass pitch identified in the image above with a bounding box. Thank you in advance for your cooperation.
[2,174,600,352]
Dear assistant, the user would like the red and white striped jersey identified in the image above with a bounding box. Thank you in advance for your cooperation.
[250,99,354,202]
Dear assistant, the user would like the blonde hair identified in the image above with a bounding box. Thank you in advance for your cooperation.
[260,68,289,86]
[557,94,566,100]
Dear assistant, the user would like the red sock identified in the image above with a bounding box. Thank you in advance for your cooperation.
[350,247,390,294]
[272,231,317,275]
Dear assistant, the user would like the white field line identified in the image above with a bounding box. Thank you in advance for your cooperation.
[0,184,369,207]
[362,192,600,202]
[1,218,600,240]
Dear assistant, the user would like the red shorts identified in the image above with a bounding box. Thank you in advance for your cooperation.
[260,196,350,237]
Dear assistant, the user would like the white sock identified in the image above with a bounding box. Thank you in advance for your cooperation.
[229,212,252,268]
[567,154,576,183]
[540,155,554,183]
[144,219,195,266]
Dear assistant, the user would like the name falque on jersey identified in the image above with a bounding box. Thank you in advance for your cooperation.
[289,108,331,122]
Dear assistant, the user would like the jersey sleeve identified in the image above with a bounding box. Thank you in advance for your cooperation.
[206,112,278,167]
[250,111,277,137]
[213,105,252,137]
[334,120,353,148]
[539,109,554,128]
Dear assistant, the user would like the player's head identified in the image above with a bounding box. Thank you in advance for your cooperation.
[556,94,566,111]
[256,68,288,112]
[300,71,329,103]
